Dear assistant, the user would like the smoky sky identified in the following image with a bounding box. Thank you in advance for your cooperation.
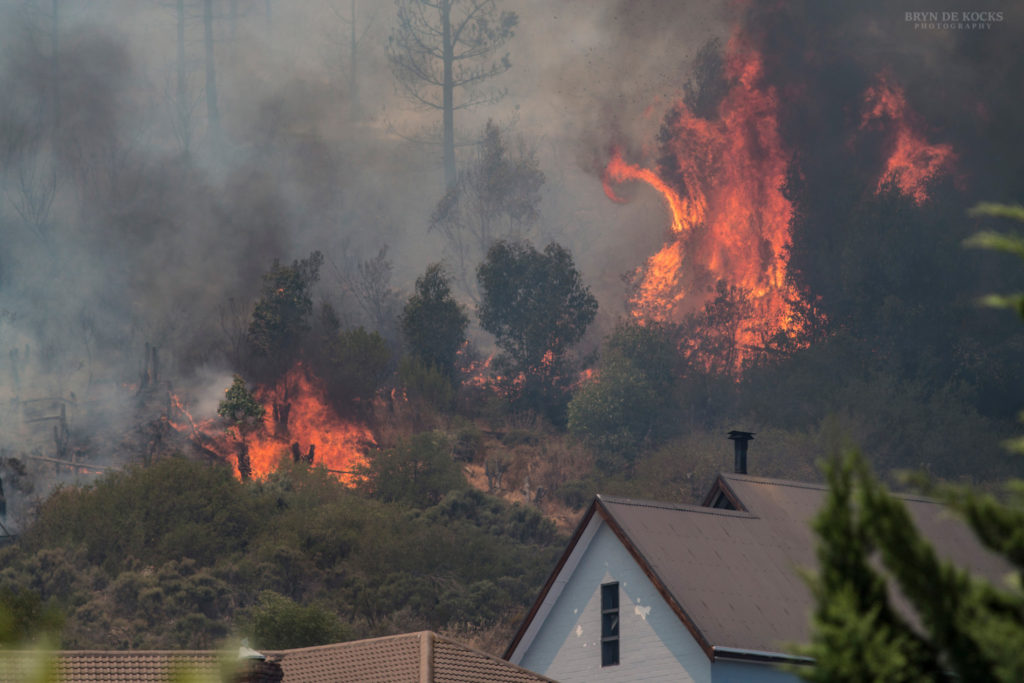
[0,0,1020,438]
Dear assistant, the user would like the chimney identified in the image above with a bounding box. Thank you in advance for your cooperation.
[727,431,754,474]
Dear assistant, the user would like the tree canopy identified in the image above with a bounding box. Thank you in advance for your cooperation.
[247,251,324,379]
[477,240,597,374]
[401,263,468,378]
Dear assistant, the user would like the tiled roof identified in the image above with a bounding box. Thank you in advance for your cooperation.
[265,631,556,683]
[0,650,225,682]
[432,634,554,682]
[0,632,555,682]
[267,633,421,682]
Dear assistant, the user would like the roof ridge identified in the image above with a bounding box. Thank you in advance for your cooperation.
[39,650,220,656]
[265,631,426,657]
[597,493,756,518]
[720,472,943,505]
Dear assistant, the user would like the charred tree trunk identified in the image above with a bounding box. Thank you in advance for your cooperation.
[273,401,290,437]
[237,441,251,481]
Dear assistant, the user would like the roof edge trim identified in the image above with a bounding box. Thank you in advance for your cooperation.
[503,500,601,661]
[712,645,814,665]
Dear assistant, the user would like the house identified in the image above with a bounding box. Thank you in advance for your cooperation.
[0,631,556,682]
[504,466,1013,682]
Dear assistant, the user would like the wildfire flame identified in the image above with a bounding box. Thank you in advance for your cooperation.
[861,72,956,204]
[171,365,373,481]
[604,36,811,372]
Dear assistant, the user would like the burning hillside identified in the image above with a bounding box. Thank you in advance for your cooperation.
[172,365,373,481]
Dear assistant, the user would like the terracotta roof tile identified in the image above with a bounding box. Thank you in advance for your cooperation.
[0,650,223,682]
[267,633,421,682]
[432,633,554,682]
[1,633,555,682]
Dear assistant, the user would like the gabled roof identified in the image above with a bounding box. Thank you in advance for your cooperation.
[0,631,556,683]
[506,472,1014,663]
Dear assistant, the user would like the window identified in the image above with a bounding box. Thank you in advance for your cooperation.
[601,582,619,666]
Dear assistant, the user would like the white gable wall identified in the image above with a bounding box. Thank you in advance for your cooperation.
[515,519,712,683]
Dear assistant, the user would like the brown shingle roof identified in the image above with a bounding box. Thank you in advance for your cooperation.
[507,472,1014,662]
[0,632,555,682]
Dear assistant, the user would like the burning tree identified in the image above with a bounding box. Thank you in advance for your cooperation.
[217,374,266,480]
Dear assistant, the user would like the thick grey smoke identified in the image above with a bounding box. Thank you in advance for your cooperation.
[0,0,723,525]
[6,0,1013,526]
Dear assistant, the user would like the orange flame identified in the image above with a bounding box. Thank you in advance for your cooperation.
[171,365,373,482]
[861,73,955,204]
[605,36,811,372]
[246,365,374,480]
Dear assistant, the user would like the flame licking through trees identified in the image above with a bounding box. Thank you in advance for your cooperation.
[603,36,811,372]
[860,72,956,205]
[171,365,373,481]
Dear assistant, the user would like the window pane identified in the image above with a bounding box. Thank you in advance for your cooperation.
[602,639,619,666]
[602,612,619,638]
[601,582,619,610]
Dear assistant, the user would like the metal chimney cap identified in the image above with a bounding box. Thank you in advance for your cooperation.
[727,430,755,441]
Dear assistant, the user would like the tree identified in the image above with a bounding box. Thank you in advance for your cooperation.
[217,374,266,480]
[388,0,518,188]
[318,326,391,414]
[247,251,323,379]
[357,432,466,508]
[477,240,597,373]
[430,120,544,299]
[245,590,348,650]
[401,263,468,378]
[568,321,684,467]
[477,240,597,422]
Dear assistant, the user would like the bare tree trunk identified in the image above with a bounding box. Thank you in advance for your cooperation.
[51,0,60,131]
[176,0,189,154]
[441,0,455,189]
[203,0,221,148]
[349,0,359,119]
